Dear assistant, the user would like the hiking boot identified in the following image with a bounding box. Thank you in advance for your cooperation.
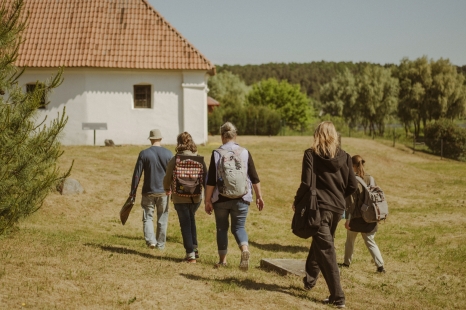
[239,250,250,271]
[302,276,313,291]
[377,266,386,273]
[323,298,346,308]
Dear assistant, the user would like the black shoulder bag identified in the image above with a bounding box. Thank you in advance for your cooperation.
[291,152,321,239]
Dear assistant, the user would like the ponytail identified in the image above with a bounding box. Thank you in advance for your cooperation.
[351,155,365,178]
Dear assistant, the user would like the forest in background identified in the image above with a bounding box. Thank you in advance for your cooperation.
[210,60,466,160]
[216,62,466,102]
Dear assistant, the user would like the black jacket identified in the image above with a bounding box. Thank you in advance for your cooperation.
[294,148,358,214]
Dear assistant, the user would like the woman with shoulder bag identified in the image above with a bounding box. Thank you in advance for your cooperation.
[293,121,358,309]
[342,155,385,273]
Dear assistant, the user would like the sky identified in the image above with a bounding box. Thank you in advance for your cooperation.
[148,0,466,66]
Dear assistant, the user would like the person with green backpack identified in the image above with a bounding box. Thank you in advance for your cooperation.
[204,122,265,270]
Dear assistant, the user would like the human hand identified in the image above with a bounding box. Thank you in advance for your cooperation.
[345,220,350,230]
[205,200,213,215]
[165,190,171,196]
[256,197,264,211]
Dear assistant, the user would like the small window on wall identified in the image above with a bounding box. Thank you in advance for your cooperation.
[134,85,151,108]
[26,83,46,109]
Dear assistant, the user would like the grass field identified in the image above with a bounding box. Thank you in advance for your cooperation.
[1,136,465,309]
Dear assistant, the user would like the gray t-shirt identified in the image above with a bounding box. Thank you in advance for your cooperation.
[130,146,173,196]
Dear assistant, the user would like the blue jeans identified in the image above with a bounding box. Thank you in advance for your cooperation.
[213,199,249,255]
[141,195,169,248]
[174,202,201,255]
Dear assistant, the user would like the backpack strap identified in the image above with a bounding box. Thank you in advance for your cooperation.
[355,175,369,188]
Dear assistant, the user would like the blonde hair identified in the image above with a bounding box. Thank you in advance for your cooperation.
[352,155,365,178]
[312,121,339,158]
[175,132,197,153]
[220,122,237,141]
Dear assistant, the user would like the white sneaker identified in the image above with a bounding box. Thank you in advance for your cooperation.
[239,250,250,271]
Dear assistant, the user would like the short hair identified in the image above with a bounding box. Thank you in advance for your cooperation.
[312,121,339,158]
[175,132,197,153]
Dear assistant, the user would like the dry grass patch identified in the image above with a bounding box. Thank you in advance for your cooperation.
[0,136,465,309]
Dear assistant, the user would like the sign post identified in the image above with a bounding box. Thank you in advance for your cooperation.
[82,123,107,146]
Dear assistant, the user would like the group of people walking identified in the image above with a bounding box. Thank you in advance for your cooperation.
[128,121,384,308]
[129,122,263,269]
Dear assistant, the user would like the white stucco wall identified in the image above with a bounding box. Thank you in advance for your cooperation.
[18,68,209,145]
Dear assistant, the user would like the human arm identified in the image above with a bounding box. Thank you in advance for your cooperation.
[129,153,143,197]
[344,153,358,198]
[246,151,264,211]
[204,185,215,215]
[204,152,217,215]
[293,149,313,208]
[163,156,176,195]
[252,183,264,211]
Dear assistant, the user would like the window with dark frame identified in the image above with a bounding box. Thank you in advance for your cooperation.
[26,83,46,109]
[133,85,151,108]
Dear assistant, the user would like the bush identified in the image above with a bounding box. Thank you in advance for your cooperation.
[424,119,466,160]
[207,107,224,135]
[208,106,281,136]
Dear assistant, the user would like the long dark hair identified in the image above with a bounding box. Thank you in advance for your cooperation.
[175,132,197,153]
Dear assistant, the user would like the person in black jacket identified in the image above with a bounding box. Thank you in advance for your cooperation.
[293,121,358,309]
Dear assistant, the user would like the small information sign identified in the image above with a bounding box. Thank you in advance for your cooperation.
[82,123,107,145]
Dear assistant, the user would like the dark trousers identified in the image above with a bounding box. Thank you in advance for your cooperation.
[174,202,201,254]
[305,209,345,304]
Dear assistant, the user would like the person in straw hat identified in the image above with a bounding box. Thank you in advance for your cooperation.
[129,129,173,249]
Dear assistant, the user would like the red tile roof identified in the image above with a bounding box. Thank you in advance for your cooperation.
[207,96,220,106]
[14,0,215,74]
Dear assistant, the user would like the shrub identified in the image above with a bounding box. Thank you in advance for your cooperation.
[207,106,281,136]
[424,119,466,160]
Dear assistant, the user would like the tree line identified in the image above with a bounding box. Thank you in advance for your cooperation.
[212,59,466,137]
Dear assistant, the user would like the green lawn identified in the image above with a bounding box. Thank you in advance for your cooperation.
[0,136,465,309]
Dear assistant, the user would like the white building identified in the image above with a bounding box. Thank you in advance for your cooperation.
[15,0,216,145]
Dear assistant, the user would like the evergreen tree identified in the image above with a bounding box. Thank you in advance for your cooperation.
[0,0,71,235]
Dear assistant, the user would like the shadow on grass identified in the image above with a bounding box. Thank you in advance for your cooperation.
[84,243,184,262]
[112,234,181,244]
[113,234,140,241]
[180,273,318,302]
[249,241,308,253]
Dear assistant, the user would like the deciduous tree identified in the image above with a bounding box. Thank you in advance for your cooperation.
[207,71,249,110]
[247,78,311,130]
